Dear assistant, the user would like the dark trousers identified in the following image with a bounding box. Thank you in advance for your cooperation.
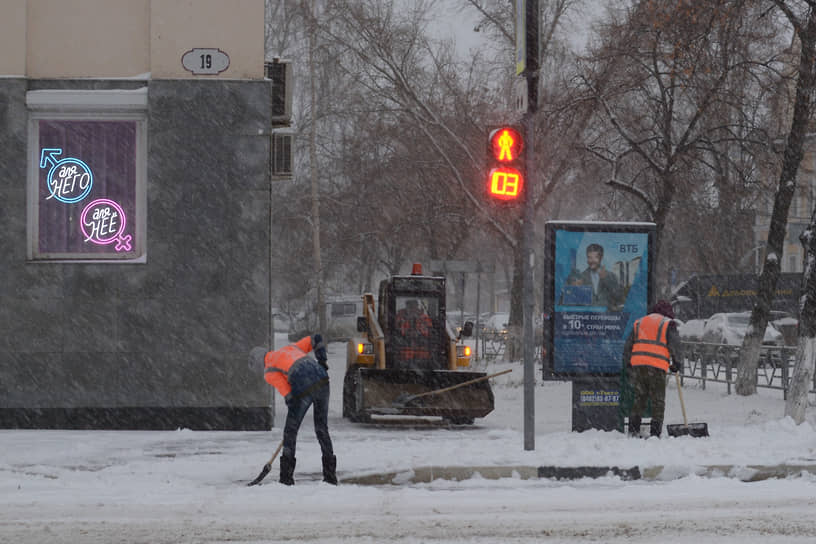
[629,364,667,424]
[282,380,334,460]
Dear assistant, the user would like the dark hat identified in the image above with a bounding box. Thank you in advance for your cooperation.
[650,300,675,319]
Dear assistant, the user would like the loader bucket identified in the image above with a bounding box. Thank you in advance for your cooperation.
[343,366,495,423]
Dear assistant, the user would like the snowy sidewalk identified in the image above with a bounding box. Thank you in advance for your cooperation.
[2,349,816,542]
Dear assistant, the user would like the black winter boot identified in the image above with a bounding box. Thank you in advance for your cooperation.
[280,454,296,486]
[322,454,337,485]
[650,419,662,438]
[628,415,642,437]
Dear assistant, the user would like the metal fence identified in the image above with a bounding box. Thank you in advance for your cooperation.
[475,338,815,397]
[679,341,816,398]
[479,332,507,359]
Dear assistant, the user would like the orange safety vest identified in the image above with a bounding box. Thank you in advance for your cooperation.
[395,310,433,359]
[263,336,314,397]
[630,313,672,372]
[396,310,432,337]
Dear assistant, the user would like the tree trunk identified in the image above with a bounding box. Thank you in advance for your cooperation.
[785,336,816,423]
[785,222,816,422]
[737,7,816,396]
[504,235,524,361]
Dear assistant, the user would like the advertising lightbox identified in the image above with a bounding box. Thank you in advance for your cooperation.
[543,221,656,378]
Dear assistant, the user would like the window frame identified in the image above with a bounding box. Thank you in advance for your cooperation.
[26,88,148,263]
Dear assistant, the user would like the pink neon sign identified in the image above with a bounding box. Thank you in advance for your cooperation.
[80,199,132,252]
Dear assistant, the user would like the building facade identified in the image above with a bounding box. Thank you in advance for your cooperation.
[0,0,279,429]
[750,146,816,275]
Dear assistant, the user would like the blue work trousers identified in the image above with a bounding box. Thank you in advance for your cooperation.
[282,380,333,460]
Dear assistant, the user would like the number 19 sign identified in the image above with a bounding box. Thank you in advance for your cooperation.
[182,48,230,75]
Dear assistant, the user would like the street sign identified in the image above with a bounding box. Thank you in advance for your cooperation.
[515,0,526,75]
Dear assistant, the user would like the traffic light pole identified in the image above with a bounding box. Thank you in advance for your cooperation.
[522,0,539,452]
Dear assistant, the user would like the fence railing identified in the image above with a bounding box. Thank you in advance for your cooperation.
[477,338,815,397]
[679,341,816,397]
[479,332,507,359]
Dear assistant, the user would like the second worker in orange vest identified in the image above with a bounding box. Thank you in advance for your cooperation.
[623,300,682,438]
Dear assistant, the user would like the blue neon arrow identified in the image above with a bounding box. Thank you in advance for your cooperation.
[40,148,63,169]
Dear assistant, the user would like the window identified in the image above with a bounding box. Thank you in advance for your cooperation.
[271,131,293,178]
[27,89,147,261]
[395,296,439,319]
[331,302,357,317]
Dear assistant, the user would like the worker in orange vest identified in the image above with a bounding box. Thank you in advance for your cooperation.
[623,300,682,438]
[257,334,336,485]
[396,299,432,337]
[395,299,434,360]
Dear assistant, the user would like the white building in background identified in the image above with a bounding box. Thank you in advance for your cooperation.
[751,143,816,274]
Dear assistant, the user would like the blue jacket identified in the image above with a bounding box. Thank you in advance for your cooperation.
[287,357,329,401]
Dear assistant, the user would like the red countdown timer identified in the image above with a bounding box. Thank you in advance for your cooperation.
[488,167,523,200]
[486,126,524,201]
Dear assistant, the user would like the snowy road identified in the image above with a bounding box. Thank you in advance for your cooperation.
[2,341,816,543]
[2,479,816,543]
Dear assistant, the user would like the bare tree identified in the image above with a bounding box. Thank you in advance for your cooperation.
[319,1,587,359]
[737,0,816,407]
[265,0,300,58]
[576,0,783,297]
[789,204,816,419]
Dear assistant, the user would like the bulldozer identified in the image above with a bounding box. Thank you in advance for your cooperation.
[343,264,496,424]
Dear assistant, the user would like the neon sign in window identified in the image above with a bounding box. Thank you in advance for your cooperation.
[41,149,94,203]
[80,199,132,251]
[36,120,138,258]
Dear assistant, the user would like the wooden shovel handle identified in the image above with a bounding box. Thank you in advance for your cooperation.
[267,439,284,465]
[674,372,689,427]
[410,368,513,400]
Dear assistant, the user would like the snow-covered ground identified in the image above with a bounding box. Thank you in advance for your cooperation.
[2,337,816,543]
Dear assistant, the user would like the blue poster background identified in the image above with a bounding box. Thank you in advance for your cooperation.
[553,230,649,374]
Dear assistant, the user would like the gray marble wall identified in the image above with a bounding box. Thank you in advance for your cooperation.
[0,79,274,429]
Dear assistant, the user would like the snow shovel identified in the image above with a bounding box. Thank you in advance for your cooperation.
[666,373,709,438]
[247,439,283,486]
[389,368,512,410]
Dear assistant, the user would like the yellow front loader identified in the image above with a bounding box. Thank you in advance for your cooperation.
[342,266,494,424]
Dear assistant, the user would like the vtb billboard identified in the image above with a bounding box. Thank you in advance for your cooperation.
[543,221,657,378]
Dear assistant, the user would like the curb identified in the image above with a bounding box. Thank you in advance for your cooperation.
[340,464,816,485]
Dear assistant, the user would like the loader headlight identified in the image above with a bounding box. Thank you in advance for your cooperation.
[357,343,373,355]
[456,345,471,358]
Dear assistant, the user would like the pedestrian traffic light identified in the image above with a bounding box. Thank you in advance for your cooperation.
[486,126,524,201]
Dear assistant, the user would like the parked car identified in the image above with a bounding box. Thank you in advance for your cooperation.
[481,312,510,340]
[700,312,784,346]
[287,297,364,343]
[677,318,707,342]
